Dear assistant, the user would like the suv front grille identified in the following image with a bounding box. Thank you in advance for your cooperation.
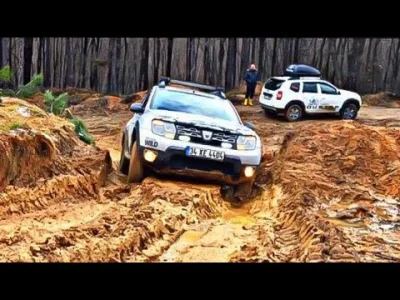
[175,124,237,148]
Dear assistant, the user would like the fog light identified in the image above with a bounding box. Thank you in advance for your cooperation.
[144,149,158,162]
[179,135,191,142]
[244,166,255,178]
[221,142,232,149]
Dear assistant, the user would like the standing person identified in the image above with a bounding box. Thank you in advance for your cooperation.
[243,63,260,106]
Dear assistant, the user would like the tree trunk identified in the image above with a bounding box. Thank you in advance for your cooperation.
[203,38,209,84]
[80,38,88,88]
[106,38,116,93]
[44,38,51,87]
[0,38,3,67]
[218,39,225,86]
[241,38,251,80]
[64,38,74,88]
[293,38,300,63]
[365,38,374,75]
[122,38,128,93]
[115,38,121,93]
[347,38,367,90]
[383,38,394,90]
[318,38,327,70]
[311,39,318,66]
[153,38,161,85]
[225,38,237,90]
[166,38,173,77]
[37,38,43,74]
[271,38,277,75]
[23,38,33,84]
[139,38,149,90]
[258,38,266,77]
[251,37,256,63]
[9,38,12,71]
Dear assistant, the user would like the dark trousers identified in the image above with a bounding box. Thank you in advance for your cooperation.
[245,84,256,99]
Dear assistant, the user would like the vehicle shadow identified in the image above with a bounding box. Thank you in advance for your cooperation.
[266,112,344,123]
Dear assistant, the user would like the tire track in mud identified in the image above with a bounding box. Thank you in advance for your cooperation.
[3,97,400,262]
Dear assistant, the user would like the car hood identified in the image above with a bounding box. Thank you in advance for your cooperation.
[147,109,255,135]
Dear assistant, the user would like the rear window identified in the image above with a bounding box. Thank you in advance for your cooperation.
[264,78,285,91]
[290,82,300,92]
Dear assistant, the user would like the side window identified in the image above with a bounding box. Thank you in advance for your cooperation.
[302,82,318,93]
[319,83,337,95]
[290,82,300,92]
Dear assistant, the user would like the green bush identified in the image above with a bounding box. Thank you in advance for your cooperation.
[0,65,13,83]
[72,118,95,145]
[16,73,44,98]
[0,89,15,97]
[44,90,68,115]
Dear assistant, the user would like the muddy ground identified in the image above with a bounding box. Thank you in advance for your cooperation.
[1,94,400,262]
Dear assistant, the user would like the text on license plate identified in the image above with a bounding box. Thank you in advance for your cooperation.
[185,147,225,161]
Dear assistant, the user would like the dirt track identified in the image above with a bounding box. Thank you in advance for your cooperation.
[1,95,400,262]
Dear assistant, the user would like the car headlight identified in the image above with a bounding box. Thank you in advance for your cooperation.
[237,135,256,150]
[151,119,176,139]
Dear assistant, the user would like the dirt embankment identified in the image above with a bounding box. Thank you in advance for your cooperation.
[362,92,400,108]
[1,89,400,262]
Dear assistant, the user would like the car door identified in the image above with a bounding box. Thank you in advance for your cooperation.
[317,82,341,112]
[302,82,322,113]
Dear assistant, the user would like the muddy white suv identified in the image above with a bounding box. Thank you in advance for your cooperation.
[260,64,362,122]
[119,77,262,197]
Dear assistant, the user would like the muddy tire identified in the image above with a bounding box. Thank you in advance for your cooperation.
[220,185,235,202]
[119,147,130,176]
[127,141,145,183]
[285,104,303,122]
[340,103,358,120]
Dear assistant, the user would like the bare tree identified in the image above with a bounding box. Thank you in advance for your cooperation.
[166,38,173,77]
[23,38,33,84]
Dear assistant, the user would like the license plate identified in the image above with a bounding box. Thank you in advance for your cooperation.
[185,147,225,161]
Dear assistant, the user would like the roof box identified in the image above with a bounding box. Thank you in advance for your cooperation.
[283,64,321,77]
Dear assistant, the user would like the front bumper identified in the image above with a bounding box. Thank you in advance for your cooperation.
[137,130,261,185]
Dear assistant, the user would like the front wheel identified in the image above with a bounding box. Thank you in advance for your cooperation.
[285,104,303,122]
[127,141,145,183]
[340,103,358,120]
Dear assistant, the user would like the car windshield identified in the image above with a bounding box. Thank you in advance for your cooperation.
[150,89,240,123]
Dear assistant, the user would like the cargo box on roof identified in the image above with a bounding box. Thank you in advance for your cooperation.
[283,64,321,77]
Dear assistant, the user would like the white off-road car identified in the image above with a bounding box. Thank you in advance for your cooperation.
[260,64,362,122]
[119,77,262,201]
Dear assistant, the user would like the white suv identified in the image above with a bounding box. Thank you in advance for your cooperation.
[259,64,362,122]
[119,77,262,202]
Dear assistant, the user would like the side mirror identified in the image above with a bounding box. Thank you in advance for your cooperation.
[244,122,255,130]
[130,103,144,113]
[337,90,341,95]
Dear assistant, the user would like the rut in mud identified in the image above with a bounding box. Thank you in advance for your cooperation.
[1,93,400,262]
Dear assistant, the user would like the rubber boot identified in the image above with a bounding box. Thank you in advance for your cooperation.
[248,98,253,106]
[243,98,248,106]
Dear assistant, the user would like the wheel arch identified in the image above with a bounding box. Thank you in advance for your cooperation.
[128,121,141,154]
[341,98,361,111]
[285,100,306,112]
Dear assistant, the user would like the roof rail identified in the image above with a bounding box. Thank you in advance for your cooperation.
[158,76,226,99]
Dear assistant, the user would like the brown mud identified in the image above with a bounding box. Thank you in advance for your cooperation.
[1,93,400,262]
